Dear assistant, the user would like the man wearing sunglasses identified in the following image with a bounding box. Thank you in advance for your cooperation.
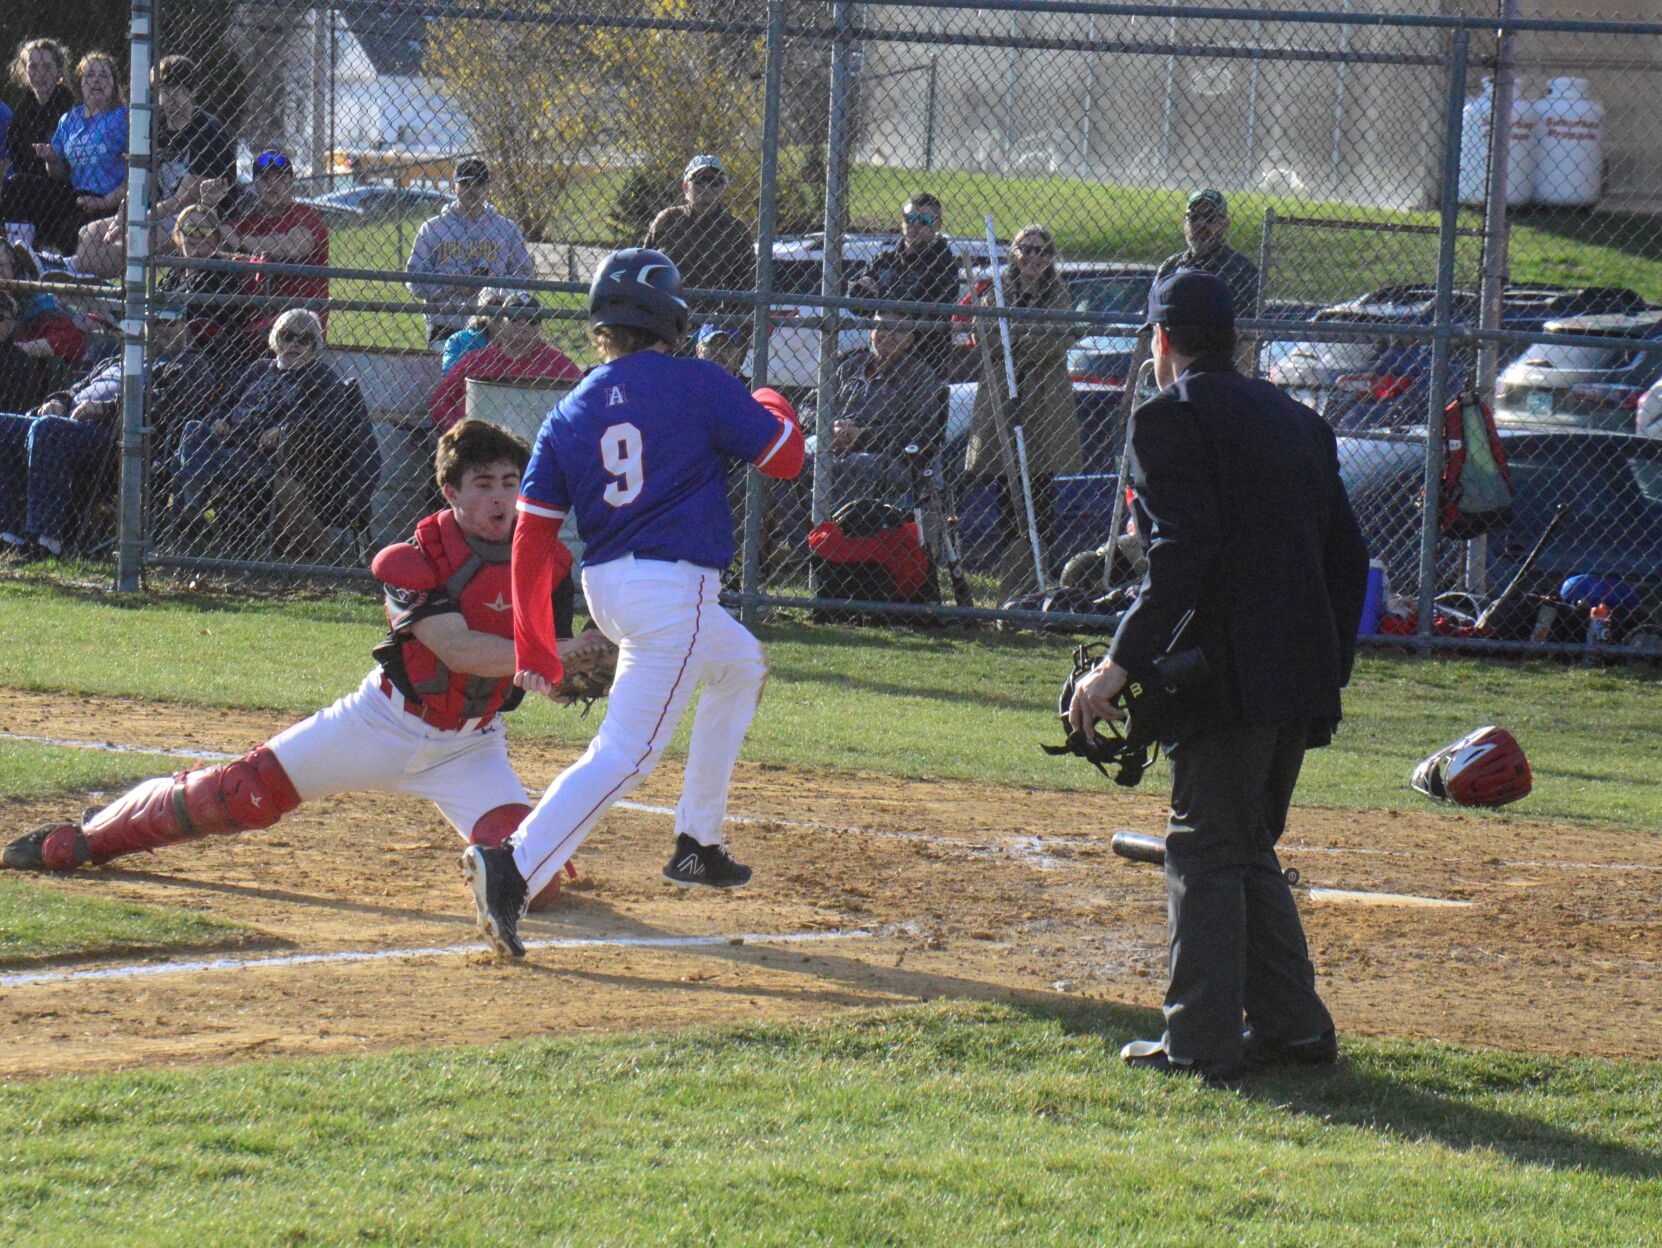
[1155,189,1261,337]
[853,194,960,375]
[200,148,330,353]
[642,154,755,346]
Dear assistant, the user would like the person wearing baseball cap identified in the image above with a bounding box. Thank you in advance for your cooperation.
[406,155,534,345]
[1065,264,1369,1083]
[1154,189,1261,356]
[694,320,750,378]
[642,154,755,351]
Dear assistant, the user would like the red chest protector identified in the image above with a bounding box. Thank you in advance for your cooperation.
[376,510,522,728]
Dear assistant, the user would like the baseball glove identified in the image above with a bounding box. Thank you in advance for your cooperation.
[555,625,618,710]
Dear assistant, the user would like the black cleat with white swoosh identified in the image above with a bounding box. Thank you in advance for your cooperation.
[662,834,752,889]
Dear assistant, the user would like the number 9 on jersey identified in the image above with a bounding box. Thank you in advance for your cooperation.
[601,422,644,508]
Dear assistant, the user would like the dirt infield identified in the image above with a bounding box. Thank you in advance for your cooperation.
[1,688,1657,1083]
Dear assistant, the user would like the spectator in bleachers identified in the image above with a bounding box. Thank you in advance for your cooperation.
[694,320,749,379]
[175,308,378,560]
[73,54,233,279]
[438,286,505,374]
[0,239,87,367]
[642,154,754,339]
[852,192,959,376]
[427,290,581,434]
[154,205,251,362]
[0,291,52,412]
[965,223,1082,598]
[0,51,127,256]
[1155,189,1261,323]
[824,311,944,520]
[200,148,329,351]
[405,157,532,346]
[0,40,75,237]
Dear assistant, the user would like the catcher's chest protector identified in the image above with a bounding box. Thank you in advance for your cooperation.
[392,510,518,722]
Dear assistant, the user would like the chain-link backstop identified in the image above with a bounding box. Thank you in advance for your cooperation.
[2,0,1661,654]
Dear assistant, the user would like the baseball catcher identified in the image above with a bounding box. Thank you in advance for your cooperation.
[1,420,604,908]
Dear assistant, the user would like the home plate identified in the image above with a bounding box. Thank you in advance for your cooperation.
[1307,887,1472,909]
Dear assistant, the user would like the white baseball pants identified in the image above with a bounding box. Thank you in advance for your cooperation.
[510,556,767,899]
[267,673,527,836]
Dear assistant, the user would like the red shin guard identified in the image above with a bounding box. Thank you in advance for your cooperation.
[81,746,302,864]
[470,803,576,910]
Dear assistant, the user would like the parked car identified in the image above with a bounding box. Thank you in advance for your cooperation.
[764,232,1007,390]
[1270,284,1649,432]
[1494,311,1662,431]
[298,185,451,220]
[1637,375,1662,439]
[1338,426,1662,612]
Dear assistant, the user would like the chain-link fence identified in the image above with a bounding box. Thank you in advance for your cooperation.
[2,0,1661,654]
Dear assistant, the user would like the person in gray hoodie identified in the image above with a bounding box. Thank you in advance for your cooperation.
[405,157,534,345]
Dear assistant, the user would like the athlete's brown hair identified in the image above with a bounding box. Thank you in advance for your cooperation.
[435,418,531,492]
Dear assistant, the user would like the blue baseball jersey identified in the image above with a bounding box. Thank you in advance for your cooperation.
[519,351,783,570]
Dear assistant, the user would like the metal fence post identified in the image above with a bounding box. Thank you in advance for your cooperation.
[1416,27,1472,646]
[814,0,856,530]
[740,0,788,629]
[1469,0,1522,598]
[117,0,155,594]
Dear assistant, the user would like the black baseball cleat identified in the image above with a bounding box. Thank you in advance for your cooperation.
[462,844,528,959]
[662,834,752,889]
[2,823,88,871]
[1121,1038,1243,1085]
[1243,1026,1339,1070]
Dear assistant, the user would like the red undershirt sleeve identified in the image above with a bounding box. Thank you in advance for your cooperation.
[511,503,572,684]
[750,387,805,480]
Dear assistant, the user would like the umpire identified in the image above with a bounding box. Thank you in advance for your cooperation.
[1068,270,1368,1082]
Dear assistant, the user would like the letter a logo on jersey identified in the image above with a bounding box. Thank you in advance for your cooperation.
[607,386,626,407]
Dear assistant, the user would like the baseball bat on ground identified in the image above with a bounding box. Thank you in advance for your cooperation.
[1110,830,1167,865]
[1473,506,1568,635]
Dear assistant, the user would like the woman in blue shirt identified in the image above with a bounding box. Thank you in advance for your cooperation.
[12,51,126,253]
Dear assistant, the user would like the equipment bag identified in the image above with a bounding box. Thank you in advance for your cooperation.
[807,497,935,623]
[1439,392,1513,539]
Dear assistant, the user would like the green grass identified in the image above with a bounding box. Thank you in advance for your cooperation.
[0,875,244,963]
[0,740,190,801]
[0,580,1658,829]
[312,166,1662,350]
[0,1002,1656,1245]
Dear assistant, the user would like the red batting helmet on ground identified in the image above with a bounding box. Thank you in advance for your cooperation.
[1411,726,1532,807]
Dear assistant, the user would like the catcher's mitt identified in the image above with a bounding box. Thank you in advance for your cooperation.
[555,625,618,710]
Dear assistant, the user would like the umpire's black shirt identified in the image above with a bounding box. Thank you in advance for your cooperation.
[1109,355,1369,745]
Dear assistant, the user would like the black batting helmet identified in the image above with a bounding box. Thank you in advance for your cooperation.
[588,247,689,347]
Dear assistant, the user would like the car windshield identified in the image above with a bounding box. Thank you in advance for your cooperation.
[1279,341,1382,374]
[1069,275,1152,318]
[1508,342,1636,372]
[772,259,824,298]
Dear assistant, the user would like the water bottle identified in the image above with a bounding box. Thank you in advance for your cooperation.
[1583,602,1611,665]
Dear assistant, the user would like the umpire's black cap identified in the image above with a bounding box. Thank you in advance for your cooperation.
[1142,269,1235,333]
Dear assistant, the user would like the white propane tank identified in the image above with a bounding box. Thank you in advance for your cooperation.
[1534,77,1604,206]
[1458,77,1537,207]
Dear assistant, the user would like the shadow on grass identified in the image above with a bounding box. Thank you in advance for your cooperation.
[1040,999,1661,1181]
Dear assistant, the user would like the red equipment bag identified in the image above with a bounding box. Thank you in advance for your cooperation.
[1438,392,1513,539]
[807,498,935,621]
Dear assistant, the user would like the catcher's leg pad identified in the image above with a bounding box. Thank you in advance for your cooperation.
[81,746,302,863]
[469,803,576,911]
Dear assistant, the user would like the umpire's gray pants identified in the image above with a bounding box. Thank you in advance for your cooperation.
[1159,719,1333,1068]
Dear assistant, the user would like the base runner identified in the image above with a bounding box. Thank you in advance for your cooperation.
[463,247,804,958]
[3,420,580,906]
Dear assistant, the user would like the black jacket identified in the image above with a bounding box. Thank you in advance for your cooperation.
[1109,357,1369,744]
[861,237,960,372]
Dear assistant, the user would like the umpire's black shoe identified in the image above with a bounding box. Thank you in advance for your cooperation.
[463,844,528,959]
[663,834,752,889]
[1121,1039,1243,1085]
[1243,1026,1339,1070]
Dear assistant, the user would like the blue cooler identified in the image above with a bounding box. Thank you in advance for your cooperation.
[1358,559,1387,635]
